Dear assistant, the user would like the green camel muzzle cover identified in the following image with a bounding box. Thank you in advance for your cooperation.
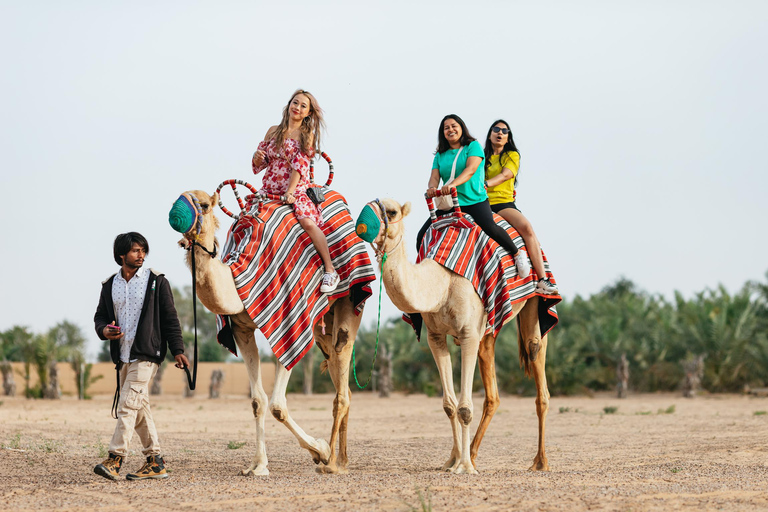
[168,194,199,235]
[355,204,381,243]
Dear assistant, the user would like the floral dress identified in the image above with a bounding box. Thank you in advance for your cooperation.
[253,138,323,226]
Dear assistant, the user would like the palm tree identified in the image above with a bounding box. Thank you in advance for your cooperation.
[34,321,87,399]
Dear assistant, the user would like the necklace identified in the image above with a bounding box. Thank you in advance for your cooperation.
[285,125,301,140]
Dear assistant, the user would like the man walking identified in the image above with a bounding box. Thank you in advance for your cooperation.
[93,232,189,481]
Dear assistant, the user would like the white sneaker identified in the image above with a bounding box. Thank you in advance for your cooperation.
[514,250,531,279]
[536,278,559,295]
[320,271,340,293]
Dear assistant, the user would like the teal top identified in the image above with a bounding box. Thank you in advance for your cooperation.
[431,140,487,206]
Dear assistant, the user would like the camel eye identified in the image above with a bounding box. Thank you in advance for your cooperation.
[200,203,209,211]
[386,210,396,218]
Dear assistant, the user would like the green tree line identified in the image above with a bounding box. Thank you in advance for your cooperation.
[4,278,768,398]
[346,274,768,396]
[0,286,227,399]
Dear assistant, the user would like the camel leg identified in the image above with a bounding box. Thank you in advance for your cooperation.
[470,333,499,469]
[231,313,269,476]
[269,363,332,466]
[453,335,481,475]
[316,298,360,474]
[520,298,550,471]
[426,331,461,472]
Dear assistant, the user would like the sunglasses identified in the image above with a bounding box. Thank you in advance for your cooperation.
[491,127,510,135]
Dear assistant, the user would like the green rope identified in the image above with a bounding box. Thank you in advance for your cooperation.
[352,252,386,389]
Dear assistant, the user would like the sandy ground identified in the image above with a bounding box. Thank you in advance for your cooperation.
[1,391,768,511]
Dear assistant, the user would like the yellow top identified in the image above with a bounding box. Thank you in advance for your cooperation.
[485,151,520,205]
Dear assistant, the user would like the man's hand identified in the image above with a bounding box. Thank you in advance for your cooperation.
[103,322,124,340]
[174,353,190,369]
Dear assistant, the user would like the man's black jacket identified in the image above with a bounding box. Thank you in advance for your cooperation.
[94,269,185,365]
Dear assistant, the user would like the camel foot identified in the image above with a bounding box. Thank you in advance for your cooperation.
[316,462,348,475]
[308,438,331,465]
[453,461,479,475]
[240,464,269,476]
[528,456,550,472]
[441,456,459,472]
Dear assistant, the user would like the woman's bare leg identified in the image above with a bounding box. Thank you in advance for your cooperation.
[297,217,335,273]
[496,208,547,279]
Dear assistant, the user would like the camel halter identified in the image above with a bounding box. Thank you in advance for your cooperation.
[356,199,404,264]
[168,191,230,392]
[350,199,404,389]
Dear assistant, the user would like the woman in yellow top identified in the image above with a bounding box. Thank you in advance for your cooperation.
[484,119,558,295]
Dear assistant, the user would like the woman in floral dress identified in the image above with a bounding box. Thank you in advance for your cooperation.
[251,89,339,293]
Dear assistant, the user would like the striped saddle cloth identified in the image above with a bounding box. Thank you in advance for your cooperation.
[217,190,376,370]
[403,212,560,341]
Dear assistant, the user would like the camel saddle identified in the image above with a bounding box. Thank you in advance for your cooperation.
[404,212,561,341]
[217,190,376,370]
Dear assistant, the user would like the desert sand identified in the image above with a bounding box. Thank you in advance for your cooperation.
[2,391,767,511]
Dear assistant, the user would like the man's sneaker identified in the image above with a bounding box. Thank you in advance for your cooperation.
[536,278,559,295]
[514,250,531,279]
[320,271,340,293]
[126,455,169,480]
[94,453,123,481]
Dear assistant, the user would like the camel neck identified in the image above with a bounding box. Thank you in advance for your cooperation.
[381,236,446,314]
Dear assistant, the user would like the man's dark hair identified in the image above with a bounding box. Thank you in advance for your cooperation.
[113,232,149,265]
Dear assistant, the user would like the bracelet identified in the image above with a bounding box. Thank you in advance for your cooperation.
[484,180,489,189]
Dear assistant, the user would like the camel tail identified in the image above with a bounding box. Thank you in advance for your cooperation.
[517,316,533,378]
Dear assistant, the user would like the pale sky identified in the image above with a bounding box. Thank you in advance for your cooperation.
[1,1,766,359]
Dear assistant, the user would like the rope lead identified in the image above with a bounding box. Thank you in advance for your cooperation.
[352,253,385,389]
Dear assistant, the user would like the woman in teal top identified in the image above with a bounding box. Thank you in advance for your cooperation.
[416,114,531,278]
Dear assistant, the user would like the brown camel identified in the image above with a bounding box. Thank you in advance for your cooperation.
[175,189,363,475]
[365,199,551,473]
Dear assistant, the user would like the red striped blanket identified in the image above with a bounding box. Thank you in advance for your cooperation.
[217,190,376,370]
[404,212,560,340]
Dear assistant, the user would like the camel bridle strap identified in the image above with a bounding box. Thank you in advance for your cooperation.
[351,198,404,390]
[186,238,217,259]
[177,197,224,392]
[366,199,404,264]
[178,241,203,392]
[351,250,383,390]
[181,195,218,258]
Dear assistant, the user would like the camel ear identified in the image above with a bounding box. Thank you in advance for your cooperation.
[211,191,219,205]
[401,201,411,218]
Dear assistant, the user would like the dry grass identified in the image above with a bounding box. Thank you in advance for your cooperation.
[2,392,768,511]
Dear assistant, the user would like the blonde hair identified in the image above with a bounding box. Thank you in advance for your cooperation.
[273,89,325,155]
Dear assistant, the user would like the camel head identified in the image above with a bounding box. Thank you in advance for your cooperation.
[355,199,410,253]
[168,189,220,249]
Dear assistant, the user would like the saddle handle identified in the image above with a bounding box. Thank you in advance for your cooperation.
[309,151,334,188]
[216,179,284,220]
[425,187,461,222]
